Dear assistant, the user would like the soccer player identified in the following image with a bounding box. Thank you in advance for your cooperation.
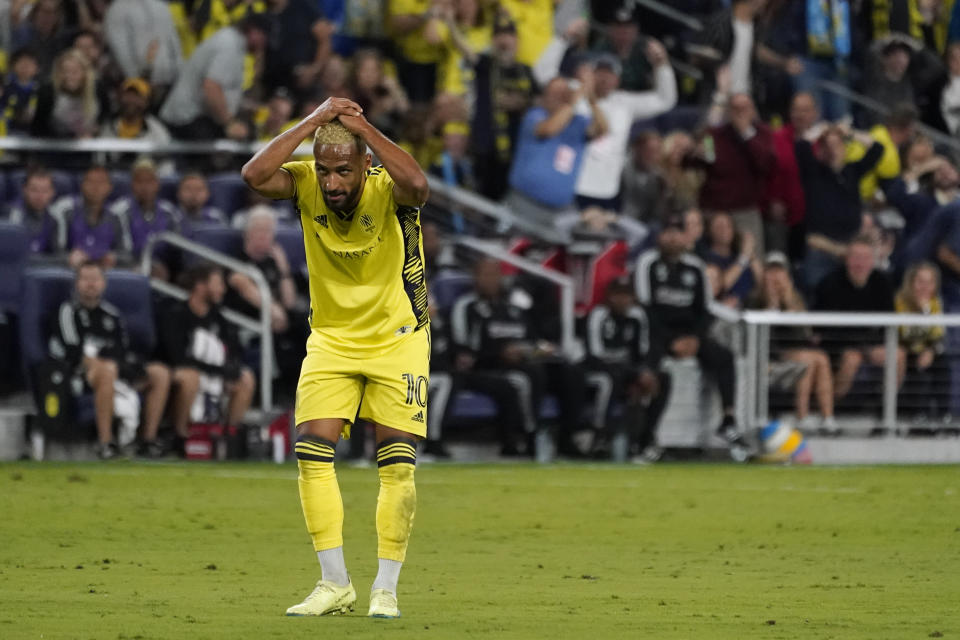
[241,96,430,619]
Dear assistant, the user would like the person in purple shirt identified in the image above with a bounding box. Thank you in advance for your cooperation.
[505,71,608,239]
[3,166,63,257]
[112,158,180,279]
[51,166,127,270]
[175,172,228,237]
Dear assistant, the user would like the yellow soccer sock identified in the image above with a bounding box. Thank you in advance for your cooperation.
[375,437,418,562]
[295,434,344,553]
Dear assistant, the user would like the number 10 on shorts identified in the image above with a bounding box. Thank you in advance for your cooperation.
[402,373,428,408]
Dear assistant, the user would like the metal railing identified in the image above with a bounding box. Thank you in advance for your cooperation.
[140,231,275,411]
[427,177,568,244]
[740,310,960,430]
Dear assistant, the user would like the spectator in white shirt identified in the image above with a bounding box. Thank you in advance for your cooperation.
[160,15,270,140]
[572,40,676,213]
[104,0,182,95]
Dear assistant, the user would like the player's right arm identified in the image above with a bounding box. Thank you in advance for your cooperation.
[241,97,364,198]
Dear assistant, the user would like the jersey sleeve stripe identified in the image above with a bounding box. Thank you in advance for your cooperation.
[394,204,430,331]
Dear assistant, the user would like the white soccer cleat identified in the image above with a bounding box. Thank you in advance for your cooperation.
[285,579,356,616]
[367,588,401,618]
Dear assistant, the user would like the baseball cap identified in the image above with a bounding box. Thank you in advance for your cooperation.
[765,251,789,269]
[493,11,517,35]
[593,53,623,76]
[879,33,919,56]
[122,77,151,99]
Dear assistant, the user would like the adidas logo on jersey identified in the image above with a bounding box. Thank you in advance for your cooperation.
[411,411,424,423]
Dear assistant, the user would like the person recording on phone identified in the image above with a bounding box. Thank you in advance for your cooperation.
[504,66,608,239]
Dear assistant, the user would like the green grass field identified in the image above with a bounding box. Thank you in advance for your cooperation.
[1,461,958,639]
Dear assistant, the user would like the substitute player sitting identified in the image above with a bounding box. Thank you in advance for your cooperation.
[241,97,430,619]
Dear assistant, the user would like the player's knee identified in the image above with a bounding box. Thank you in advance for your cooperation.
[841,349,862,367]
[238,368,256,393]
[147,363,171,388]
[92,359,118,384]
[297,418,344,443]
[174,367,201,390]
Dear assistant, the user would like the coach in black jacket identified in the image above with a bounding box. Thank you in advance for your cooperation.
[450,257,590,455]
[635,214,742,443]
[584,276,671,458]
[48,262,171,459]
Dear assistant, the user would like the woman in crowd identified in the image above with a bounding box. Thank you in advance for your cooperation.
[700,211,762,309]
[660,130,703,212]
[750,252,838,433]
[349,48,410,138]
[896,261,949,426]
[31,47,109,139]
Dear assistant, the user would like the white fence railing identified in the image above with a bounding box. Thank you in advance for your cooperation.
[739,311,960,430]
[140,231,275,412]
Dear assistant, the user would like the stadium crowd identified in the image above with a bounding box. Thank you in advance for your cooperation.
[4,0,960,460]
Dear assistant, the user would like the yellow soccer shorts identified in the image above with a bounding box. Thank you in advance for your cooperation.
[294,328,430,439]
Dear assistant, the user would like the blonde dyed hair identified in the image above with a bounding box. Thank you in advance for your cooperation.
[313,119,366,155]
[53,48,98,123]
[897,261,941,313]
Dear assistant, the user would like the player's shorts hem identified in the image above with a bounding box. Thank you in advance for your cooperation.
[293,414,355,440]
[358,412,426,439]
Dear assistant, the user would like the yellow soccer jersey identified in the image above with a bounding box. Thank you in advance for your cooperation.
[281,161,430,353]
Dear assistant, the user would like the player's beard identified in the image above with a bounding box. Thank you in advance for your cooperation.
[322,184,362,214]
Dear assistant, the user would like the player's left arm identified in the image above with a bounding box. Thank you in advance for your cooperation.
[340,114,430,207]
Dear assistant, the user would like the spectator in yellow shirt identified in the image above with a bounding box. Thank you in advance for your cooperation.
[845,104,917,201]
[438,0,493,97]
[499,0,554,66]
[389,0,454,102]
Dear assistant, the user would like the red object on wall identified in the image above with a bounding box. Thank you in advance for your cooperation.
[588,241,628,309]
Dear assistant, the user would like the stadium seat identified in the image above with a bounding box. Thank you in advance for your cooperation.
[448,391,560,421]
[6,169,77,203]
[430,270,472,311]
[158,173,181,203]
[103,271,156,356]
[19,267,75,378]
[109,171,132,201]
[0,222,31,313]
[274,224,306,276]
[19,267,157,374]
[207,173,250,218]
[187,225,244,265]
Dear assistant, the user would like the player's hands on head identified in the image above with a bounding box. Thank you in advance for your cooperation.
[338,112,371,135]
[307,97,363,128]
